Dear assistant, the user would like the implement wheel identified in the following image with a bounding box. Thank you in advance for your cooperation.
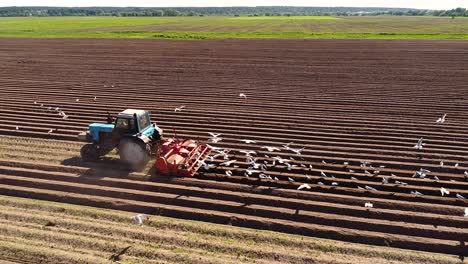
[80,144,100,161]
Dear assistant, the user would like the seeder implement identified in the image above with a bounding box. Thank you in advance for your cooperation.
[155,138,211,177]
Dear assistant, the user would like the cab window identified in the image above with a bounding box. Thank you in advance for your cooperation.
[139,113,150,130]
[115,118,129,129]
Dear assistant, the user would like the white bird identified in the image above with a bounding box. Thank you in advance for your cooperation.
[259,174,272,180]
[436,113,446,123]
[220,160,237,166]
[317,181,324,185]
[364,202,373,208]
[93,96,97,101]
[203,163,215,170]
[464,208,468,217]
[208,132,222,143]
[331,182,339,186]
[320,171,327,177]
[133,214,145,226]
[433,176,440,181]
[15,126,19,130]
[225,170,233,176]
[34,101,37,105]
[351,176,358,180]
[455,163,459,167]
[47,129,54,134]
[274,176,279,181]
[55,107,60,111]
[239,93,247,99]
[62,114,69,120]
[240,150,256,156]
[240,139,256,144]
[411,190,424,196]
[365,186,377,191]
[456,193,465,200]
[382,177,389,184]
[322,160,327,164]
[440,187,450,196]
[288,177,295,182]
[290,147,305,155]
[282,142,294,150]
[395,180,408,185]
[297,183,311,190]
[358,186,365,190]
[440,161,444,167]
[174,106,185,112]
[414,137,425,150]
[262,146,280,152]
[76,98,80,102]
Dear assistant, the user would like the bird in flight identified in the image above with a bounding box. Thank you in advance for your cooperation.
[414,137,425,150]
[174,106,185,112]
[297,183,311,190]
[436,113,447,123]
[239,93,247,100]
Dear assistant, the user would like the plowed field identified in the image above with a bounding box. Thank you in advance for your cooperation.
[0,38,467,257]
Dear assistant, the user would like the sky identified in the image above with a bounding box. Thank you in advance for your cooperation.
[0,0,466,10]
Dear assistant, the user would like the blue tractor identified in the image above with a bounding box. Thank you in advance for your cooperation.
[78,109,163,169]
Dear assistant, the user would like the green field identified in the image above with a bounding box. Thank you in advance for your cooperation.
[0,16,467,39]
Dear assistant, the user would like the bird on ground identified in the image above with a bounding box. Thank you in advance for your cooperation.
[436,114,447,123]
[440,187,450,196]
[456,193,465,200]
[262,146,280,152]
[240,139,256,144]
[133,214,146,225]
[47,129,54,134]
[225,170,233,176]
[331,182,339,186]
[414,137,425,150]
[395,180,408,185]
[433,176,440,181]
[320,171,327,177]
[317,182,324,185]
[76,99,80,102]
[364,202,373,208]
[34,101,37,105]
[298,183,311,190]
[382,177,389,184]
[365,186,377,191]
[351,176,358,181]
[411,190,424,196]
[94,96,97,101]
[15,126,19,130]
[464,208,468,217]
[259,174,272,180]
[358,186,365,190]
[440,161,444,167]
[274,176,279,181]
[455,163,459,167]
[109,246,132,262]
[288,177,295,182]
[174,106,185,112]
[220,160,237,166]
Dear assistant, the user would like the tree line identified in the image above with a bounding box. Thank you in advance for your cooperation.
[0,6,466,17]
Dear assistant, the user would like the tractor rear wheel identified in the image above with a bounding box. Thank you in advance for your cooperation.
[118,138,150,170]
[80,144,100,161]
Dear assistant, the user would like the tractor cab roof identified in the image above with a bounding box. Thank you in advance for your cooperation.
[117,109,147,118]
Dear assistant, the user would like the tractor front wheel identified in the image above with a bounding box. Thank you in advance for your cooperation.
[80,144,100,161]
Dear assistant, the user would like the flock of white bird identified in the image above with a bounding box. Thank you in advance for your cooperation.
[176,108,466,217]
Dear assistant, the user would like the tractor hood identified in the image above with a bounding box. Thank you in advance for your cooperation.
[89,123,115,133]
